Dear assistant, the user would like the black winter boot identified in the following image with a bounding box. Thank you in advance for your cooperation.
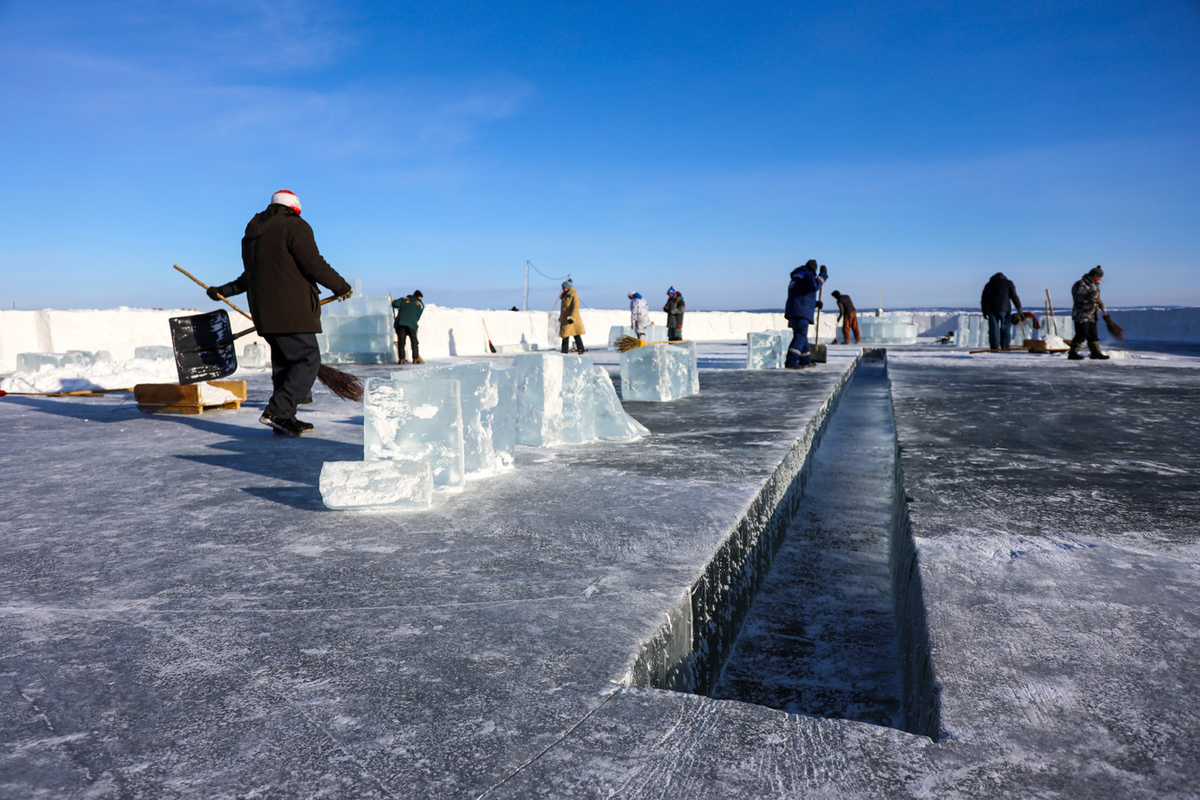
[1088,341,1110,360]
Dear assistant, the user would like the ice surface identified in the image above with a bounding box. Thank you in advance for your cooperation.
[515,352,566,446]
[561,355,597,444]
[362,376,465,489]
[319,459,433,510]
[590,365,650,441]
[397,362,513,479]
[620,342,700,402]
[134,345,175,361]
[747,331,787,369]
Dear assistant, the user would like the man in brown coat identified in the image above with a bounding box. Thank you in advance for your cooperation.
[209,190,353,436]
[558,279,587,353]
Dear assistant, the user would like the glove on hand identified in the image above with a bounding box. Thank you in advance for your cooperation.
[337,289,354,302]
[819,265,828,279]
[566,316,575,324]
[206,286,223,301]
[815,301,823,310]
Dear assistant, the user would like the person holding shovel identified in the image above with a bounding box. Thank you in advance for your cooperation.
[392,290,424,364]
[784,260,826,369]
[208,189,353,436]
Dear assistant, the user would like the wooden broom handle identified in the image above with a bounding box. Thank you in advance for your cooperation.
[174,263,344,324]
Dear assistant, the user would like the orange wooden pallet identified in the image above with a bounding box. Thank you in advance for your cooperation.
[134,380,247,414]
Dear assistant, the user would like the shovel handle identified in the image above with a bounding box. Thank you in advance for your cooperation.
[174,264,346,325]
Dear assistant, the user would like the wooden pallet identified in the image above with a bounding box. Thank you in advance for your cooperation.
[134,381,247,414]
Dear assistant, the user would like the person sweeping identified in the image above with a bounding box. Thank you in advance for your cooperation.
[208,190,353,436]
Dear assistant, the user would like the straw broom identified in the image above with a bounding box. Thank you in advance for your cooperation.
[174,265,364,402]
[614,335,645,353]
[1102,312,1126,342]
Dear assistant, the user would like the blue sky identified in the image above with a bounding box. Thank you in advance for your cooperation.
[2,1,1198,312]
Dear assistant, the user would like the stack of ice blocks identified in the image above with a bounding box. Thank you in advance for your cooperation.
[858,314,918,344]
[133,345,175,361]
[746,331,788,369]
[320,354,647,510]
[317,281,395,364]
[240,342,269,367]
[16,351,113,372]
[619,342,700,402]
[953,313,1075,348]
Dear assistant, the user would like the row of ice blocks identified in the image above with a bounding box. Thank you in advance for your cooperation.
[952,313,1075,348]
[746,330,789,369]
[619,342,700,401]
[322,354,648,510]
[858,314,918,344]
[16,350,113,371]
[607,325,669,347]
[318,292,396,364]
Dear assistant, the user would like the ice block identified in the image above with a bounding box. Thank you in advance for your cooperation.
[514,352,565,446]
[591,366,650,441]
[363,376,465,489]
[319,459,433,510]
[619,343,699,402]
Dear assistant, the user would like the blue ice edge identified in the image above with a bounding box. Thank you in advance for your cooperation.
[620,349,941,740]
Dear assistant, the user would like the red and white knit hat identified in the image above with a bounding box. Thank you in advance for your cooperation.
[270,189,301,214]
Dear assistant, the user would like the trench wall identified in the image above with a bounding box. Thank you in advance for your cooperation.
[623,350,941,740]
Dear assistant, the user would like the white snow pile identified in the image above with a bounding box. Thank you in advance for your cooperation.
[0,358,180,393]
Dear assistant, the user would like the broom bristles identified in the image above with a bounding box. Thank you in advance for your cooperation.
[615,335,645,353]
[317,363,363,402]
[1103,313,1126,342]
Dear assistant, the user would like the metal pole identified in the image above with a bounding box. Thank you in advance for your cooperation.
[523,261,530,311]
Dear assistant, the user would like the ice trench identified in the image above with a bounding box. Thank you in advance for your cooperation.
[622,350,940,740]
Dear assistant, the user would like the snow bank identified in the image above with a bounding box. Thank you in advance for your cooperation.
[0,306,838,371]
[6,305,1193,373]
[0,307,267,374]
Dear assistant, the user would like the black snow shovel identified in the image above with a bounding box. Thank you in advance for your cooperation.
[169,309,256,384]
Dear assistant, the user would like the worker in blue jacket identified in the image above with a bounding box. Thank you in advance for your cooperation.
[784,260,827,369]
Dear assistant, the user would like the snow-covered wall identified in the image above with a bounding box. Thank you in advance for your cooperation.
[0,308,272,374]
[0,306,841,372]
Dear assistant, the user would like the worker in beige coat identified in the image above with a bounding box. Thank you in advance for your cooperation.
[558,279,587,353]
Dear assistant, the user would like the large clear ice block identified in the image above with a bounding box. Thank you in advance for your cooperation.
[363,376,465,489]
[15,353,64,372]
[561,354,597,444]
[514,353,565,446]
[746,331,786,369]
[619,343,699,402]
[319,460,433,510]
[397,362,512,479]
[485,366,517,470]
[591,366,649,441]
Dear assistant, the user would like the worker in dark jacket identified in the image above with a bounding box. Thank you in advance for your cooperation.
[980,272,1024,351]
[830,290,860,344]
[1068,266,1110,360]
[209,190,353,436]
[784,260,827,369]
[392,291,424,364]
[663,287,685,341]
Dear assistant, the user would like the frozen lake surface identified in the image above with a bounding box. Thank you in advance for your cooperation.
[2,342,1198,798]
